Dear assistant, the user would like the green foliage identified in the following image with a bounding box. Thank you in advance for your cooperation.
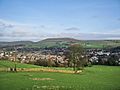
[68,44,86,71]
[87,62,92,67]
[107,55,119,66]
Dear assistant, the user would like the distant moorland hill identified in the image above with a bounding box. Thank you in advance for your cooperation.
[0,38,120,49]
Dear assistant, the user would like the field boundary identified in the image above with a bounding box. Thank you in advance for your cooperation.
[0,68,77,74]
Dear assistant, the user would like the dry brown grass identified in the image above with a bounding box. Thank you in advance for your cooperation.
[31,78,54,81]
[0,67,81,74]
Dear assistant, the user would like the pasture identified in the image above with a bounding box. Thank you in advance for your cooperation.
[0,60,120,90]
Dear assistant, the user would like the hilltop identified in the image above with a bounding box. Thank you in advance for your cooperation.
[40,38,80,42]
[0,38,120,49]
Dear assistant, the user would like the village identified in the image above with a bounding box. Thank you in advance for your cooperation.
[0,46,120,67]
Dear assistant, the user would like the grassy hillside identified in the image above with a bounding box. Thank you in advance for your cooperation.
[25,38,79,48]
[0,60,120,90]
[0,60,73,71]
[0,41,33,46]
[26,39,120,49]
[0,38,120,49]
[0,60,41,68]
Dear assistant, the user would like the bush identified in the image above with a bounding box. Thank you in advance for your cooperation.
[87,62,92,67]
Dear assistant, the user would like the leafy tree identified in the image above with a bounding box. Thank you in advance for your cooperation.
[35,59,48,66]
[108,55,119,66]
[68,44,86,72]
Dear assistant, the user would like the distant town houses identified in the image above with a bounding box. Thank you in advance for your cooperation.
[0,50,68,67]
[88,47,120,66]
[0,46,120,66]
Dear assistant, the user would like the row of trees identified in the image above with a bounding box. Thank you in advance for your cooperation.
[10,44,88,73]
[34,44,88,73]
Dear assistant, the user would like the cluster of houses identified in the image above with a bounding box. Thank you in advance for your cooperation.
[0,51,68,67]
[87,48,120,66]
[0,46,120,66]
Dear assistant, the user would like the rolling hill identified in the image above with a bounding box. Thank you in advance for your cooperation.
[0,38,120,49]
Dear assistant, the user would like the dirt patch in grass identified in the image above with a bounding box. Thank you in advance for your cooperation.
[31,78,54,81]
[32,85,71,90]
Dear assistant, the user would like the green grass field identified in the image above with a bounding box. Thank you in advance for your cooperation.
[0,60,41,68]
[0,60,73,71]
[0,60,120,90]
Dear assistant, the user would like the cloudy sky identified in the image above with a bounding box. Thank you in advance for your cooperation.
[0,0,120,41]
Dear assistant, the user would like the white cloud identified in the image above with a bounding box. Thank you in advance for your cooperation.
[0,19,120,41]
[0,19,51,40]
[54,32,120,40]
